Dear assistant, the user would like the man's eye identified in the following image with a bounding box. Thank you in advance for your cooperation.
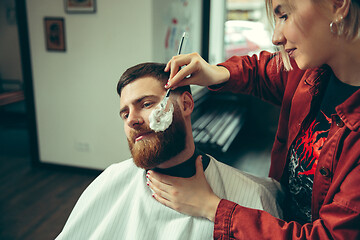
[143,102,154,108]
[121,113,129,120]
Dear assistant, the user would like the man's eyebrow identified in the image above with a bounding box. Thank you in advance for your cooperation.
[119,94,160,114]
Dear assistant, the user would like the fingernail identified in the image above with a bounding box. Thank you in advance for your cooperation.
[165,82,170,88]
[152,193,156,199]
[146,181,150,186]
[200,155,203,161]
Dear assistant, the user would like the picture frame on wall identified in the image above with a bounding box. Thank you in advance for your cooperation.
[44,17,66,52]
[65,0,96,13]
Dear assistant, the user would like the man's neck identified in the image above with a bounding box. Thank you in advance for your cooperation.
[156,141,195,169]
[151,143,210,178]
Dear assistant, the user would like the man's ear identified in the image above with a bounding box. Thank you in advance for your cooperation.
[332,0,351,18]
[179,91,194,117]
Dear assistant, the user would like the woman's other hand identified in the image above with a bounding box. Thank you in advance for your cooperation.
[164,52,230,89]
[147,156,221,222]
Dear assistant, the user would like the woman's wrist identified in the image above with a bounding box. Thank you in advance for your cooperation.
[218,65,231,83]
[203,195,221,222]
[213,65,230,85]
[208,65,230,89]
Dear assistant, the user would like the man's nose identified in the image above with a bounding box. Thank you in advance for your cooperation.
[127,113,144,128]
[272,23,286,46]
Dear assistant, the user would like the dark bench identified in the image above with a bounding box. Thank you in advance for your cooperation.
[192,88,247,153]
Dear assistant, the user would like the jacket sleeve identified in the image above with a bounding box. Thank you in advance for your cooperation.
[214,162,360,240]
[209,51,299,107]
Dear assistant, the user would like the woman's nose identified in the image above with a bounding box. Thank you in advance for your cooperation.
[272,23,286,46]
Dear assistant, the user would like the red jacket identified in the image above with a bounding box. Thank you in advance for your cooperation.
[211,52,360,239]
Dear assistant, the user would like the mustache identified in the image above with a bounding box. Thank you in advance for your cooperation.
[129,125,156,142]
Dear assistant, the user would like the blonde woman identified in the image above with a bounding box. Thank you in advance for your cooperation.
[147,0,360,239]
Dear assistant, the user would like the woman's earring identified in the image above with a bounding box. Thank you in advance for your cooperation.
[330,21,336,34]
[330,16,344,36]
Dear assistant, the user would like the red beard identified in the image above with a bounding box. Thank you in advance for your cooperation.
[127,103,186,169]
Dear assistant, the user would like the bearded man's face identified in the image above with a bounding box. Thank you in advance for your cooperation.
[119,77,187,169]
[127,102,186,169]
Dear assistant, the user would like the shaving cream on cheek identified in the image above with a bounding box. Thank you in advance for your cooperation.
[149,102,174,132]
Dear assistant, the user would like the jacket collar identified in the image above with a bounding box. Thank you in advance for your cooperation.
[336,89,360,131]
[305,64,360,131]
[303,65,332,87]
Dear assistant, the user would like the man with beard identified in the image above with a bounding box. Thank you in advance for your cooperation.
[56,63,283,240]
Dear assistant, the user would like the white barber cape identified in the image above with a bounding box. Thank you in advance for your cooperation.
[56,156,283,240]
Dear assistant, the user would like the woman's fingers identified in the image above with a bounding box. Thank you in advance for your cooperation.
[147,156,220,220]
[167,64,200,89]
[164,54,186,73]
[164,53,205,88]
[147,170,175,185]
[195,155,204,176]
[152,193,172,208]
[148,180,172,201]
[165,52,229,90]
[167,55,191,79]
[164,60,171,73]
[147,171,180,200]
[152,193,185,213]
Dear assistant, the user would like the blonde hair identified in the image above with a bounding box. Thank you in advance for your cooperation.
[265,0,360,71]
[344,1,360,40]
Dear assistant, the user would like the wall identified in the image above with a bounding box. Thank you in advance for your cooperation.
[26,0,202,170]
[153,0,202,62]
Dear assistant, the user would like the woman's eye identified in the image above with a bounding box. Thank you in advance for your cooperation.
[279,14,288,20]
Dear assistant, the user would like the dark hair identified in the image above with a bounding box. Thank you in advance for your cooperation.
[117,62,191,96]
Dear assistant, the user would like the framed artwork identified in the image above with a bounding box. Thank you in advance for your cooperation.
[44,17,66,52]
[65,0,96,13]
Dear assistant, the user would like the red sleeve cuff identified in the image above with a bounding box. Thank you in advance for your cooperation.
[214,199,238,239]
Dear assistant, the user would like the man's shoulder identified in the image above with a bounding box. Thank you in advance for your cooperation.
[206,155,242,174]
[205,155,242,180]
[206,155,282,195]
[206,155,284,218]
[76,158,143,200]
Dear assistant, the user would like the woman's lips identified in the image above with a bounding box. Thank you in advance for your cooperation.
[286,48,296,57]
